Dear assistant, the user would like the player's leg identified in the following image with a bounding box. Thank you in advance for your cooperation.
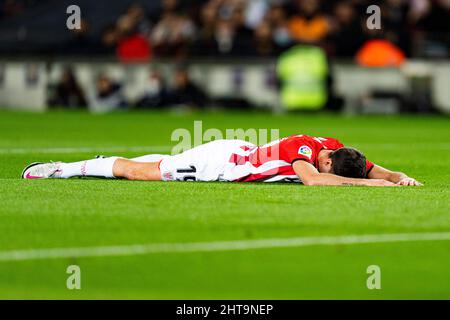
[112,158,161,180]
[22,154,165,180]
[21,156,118,179]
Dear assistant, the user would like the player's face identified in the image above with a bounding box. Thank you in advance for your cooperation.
[317,152,333,173]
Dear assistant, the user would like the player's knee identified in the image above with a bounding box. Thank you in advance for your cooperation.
[122,165,139,180]
[123,164,152,181]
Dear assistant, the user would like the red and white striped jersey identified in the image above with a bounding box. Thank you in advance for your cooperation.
[225,135,374,183]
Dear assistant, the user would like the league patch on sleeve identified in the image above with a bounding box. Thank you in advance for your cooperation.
[298,145,312,159]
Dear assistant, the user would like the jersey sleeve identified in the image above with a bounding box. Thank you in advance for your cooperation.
[282,137,316,164]
[366,160,375,175]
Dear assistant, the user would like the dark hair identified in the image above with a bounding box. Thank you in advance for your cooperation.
[330,147,367,178]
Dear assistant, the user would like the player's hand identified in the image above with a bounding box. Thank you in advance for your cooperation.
[397,177,423,186]
[368,179,398,187]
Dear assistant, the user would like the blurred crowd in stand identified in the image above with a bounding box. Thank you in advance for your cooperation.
[99,0,450,60]
[2,0,449,59]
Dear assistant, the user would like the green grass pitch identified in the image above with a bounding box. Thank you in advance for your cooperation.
[0,110,449,299]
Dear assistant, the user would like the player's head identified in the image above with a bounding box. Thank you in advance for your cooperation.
[319,147,367,178]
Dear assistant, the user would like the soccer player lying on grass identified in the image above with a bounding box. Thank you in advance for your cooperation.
[22,135,422,186]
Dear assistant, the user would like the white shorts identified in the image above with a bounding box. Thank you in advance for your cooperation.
[159,139,254,182]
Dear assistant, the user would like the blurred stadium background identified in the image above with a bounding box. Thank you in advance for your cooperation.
[0,0,449,114]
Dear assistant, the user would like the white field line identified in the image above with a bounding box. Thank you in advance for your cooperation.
[0,146,173,154]
[0,143,449,155]
[0,232,449,262]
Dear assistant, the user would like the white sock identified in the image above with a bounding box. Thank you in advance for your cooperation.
[59,157,119,178]
[130,154,166,163]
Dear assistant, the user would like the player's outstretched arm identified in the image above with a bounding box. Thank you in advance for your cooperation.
[367,165,423,186]
[293,161,396,187]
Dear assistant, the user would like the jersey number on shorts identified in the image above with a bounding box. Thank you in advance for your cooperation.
[176,165,197,181]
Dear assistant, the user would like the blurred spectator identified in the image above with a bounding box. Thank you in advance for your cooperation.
[194,0,254,56]
[193,3,217,55]
[408,0,431,23]
[414,0,450,58]
[48,68,87,109]
[382,0,411,56]
[231,5,255,55]
[253,20,279,56]
[356,39,406,67]
[245,0,269,29]
[267,4,292,50]
[415,0,449,32]
[90,74,127,113]
[166,67,208,108]
[117,33,152,62]
[277,45,329,110]
[108,3,153,61]
[213,18,236,54]
[58,19,99,55]
[329,1,364,57]
[126,3,152,36]
[287,0,330,44]
[151,0,196,57]
[101,24,120,55]
[116,13,152,61]
[0,0,24,18]
[135,69,169,109]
